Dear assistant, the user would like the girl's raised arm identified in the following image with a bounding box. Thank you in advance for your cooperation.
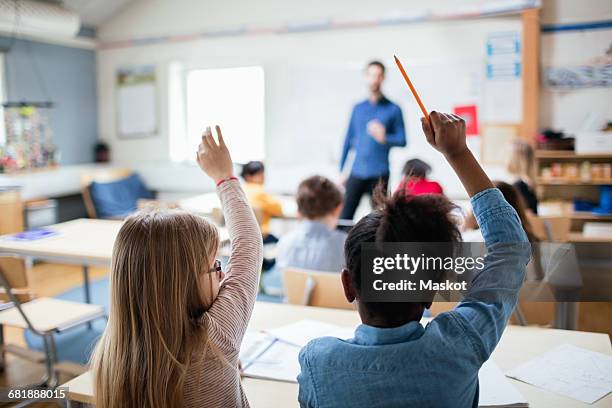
[197,126,263,349]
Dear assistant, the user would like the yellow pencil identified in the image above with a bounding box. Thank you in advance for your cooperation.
[394,55,430,122]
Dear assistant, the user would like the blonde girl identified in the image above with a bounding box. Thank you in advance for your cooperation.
[91,126,263,408]
[507,139,539,213]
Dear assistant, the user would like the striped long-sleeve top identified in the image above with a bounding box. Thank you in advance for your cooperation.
[184,179,263,407]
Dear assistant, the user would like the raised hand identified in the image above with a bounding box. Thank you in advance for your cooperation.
[421,111,468,159]
[196,125,234,182]
[421,111,493,197]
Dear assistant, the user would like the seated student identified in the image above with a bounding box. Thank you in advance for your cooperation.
[463,180,540,243]
[396,158,444,196]
[507,140,538,214]
[298,112,531,408]
[276,175,346,272]
[91,126,263,408]
[241,161,283,243]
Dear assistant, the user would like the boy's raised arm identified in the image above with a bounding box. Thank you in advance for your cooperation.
[422,112,530,362]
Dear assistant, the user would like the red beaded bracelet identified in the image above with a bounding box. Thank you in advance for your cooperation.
[216,176,238,186]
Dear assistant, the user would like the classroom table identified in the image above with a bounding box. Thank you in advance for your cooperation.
[62,302,612,408]
[179,192,299,219]
[0,218,229,304]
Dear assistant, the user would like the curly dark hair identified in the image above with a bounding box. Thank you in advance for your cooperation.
[344,183,461,322]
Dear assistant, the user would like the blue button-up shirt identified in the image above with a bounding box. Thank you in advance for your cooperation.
[297,188,531,408]
[340,96,407,179]
[276,220,347,273]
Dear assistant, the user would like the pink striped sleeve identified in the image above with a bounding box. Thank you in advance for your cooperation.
[205,179,263,351]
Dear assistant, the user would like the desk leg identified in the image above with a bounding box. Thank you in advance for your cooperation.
[82,265,91,304]
[554,302,578,330]
[82,265,93,330]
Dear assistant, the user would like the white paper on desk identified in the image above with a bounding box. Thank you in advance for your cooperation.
[264,319,355,347]
[506,344,612,404]
[478,360,528,407]
[242,339,301,383]
[239,332,276,366]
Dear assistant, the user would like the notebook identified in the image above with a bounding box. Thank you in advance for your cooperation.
[240,334,301,383]
[240,320,356,383]
[263,319,356,347]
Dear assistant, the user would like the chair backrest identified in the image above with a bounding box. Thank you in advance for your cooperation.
[0,256,33,303]
[541,216,571,242]
[525,212,548,241]
[0,188,24,234]
[80,168,134,218]
[282,268,353,310]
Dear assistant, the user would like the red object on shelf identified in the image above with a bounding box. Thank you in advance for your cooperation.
[453,105,479,136]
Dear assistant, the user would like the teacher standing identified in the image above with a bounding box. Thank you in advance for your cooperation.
[339,60,407,220]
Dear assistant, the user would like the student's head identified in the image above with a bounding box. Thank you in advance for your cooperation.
[506,140,535,185]
[402,158,432,180]
[241,161,265,184]
[341,186,461,327]
[91,209,222,408]
[365,60,385,94]
[296,175,343,221]
[493,181,539,242]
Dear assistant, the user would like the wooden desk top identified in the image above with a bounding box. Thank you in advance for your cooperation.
[63,302,612,407]
[567,232,612,243]
[0,219,121,264]
[180,192,299,219]
[0,218,229,264]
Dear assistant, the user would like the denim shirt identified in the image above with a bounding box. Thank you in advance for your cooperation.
[276,220,347,273]
[297,188,531,408]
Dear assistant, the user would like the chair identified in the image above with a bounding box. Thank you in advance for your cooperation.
[541,217,571,242]
[282,268,353,310]
[0,256,106,388]
[80,168,154,219]
[525,212,548,241]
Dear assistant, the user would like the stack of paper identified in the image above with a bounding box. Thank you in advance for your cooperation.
[506,344,612,404]
[239,320,356,383]
[478,360,528,407]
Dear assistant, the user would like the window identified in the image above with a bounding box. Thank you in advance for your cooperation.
[182,66,265,164]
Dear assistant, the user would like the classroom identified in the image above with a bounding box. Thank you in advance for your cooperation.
[0,0,610,407]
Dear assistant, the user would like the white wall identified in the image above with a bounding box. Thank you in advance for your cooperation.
[97,0,526,198]
[540,0,612,132]
[95,0,611,198]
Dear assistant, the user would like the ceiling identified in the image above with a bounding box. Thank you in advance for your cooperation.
[49,0,133,27]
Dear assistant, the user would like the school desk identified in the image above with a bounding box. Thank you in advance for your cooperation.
[0,218,229,304]
[62,302,612,408]
[180,192,299,219]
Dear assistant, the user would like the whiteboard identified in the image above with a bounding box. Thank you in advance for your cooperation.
[276,60,484,186]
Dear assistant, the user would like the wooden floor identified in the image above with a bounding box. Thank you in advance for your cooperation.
[0,263,107,407]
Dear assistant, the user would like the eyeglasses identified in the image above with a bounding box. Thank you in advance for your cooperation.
[209,259,222,275]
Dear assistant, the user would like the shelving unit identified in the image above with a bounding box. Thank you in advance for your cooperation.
[535,150,612,242]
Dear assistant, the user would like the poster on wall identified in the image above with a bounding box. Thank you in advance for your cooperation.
[481,124,520,165]
[453,104,479,136]
[116,65,157,138]
[482,31,522,124]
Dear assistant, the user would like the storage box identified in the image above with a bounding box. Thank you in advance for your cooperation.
[575,131,612,154]
[25,199,58,229]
